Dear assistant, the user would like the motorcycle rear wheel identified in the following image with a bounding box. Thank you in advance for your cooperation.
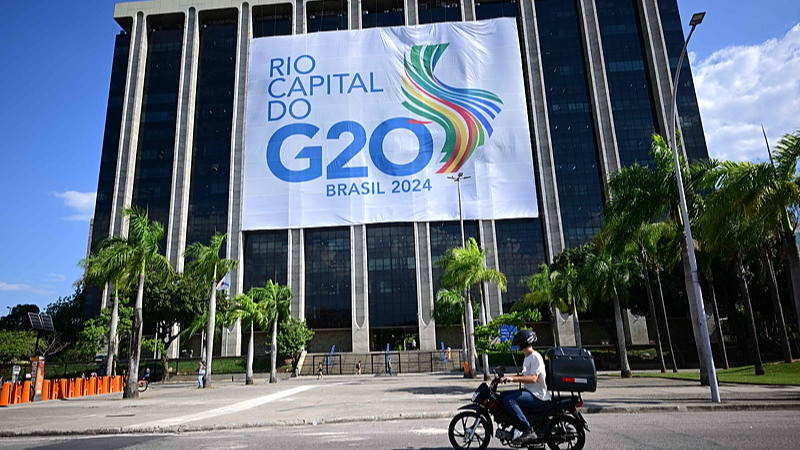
[546,415,585,450]
[448,411,491,450]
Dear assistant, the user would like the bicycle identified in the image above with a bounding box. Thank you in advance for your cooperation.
[137,379,148,392]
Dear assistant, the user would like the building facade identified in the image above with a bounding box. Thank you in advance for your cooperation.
[87,0,708,355]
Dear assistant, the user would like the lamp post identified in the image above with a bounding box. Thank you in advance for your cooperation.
[448,172,477,378]
[668,11,720,403]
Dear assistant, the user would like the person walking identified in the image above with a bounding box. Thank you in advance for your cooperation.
[387,358,394,376]
[198,361,206,388]
[355,360,362,375]
[317,362,324,380]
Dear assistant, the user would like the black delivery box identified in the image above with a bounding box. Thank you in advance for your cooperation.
[543,348,597,392]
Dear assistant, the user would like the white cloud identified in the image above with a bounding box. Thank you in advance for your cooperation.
[693,23,800,162]
[53,190,96,221]
[0,282,54,296]
[45,273,66,282]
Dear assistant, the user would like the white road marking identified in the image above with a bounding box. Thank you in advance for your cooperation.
[127,385,317,429]
[413,428,446,435]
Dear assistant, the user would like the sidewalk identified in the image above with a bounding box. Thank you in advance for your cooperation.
[1,373,799,437]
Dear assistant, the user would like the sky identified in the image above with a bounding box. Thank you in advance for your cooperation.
[0,0,798,317]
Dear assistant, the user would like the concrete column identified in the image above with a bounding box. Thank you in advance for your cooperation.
[637,0,672,136]
[350,0,360,29]
[623,310,650,345]
[416,222,436,351]
[166,8,200,271]
[295,0,305,34]
[352,225,370,352]
[223,3,252,357]
[576,0,621,180]
[404,0,417,25]
[519,0,578,343]
[517,0,565,259]
[110,11,148,240]
[462,0,475,21]
[479,220,503,319]
[288,229,305,319]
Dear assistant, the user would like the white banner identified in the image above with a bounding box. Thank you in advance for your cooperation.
[243,18,538,230]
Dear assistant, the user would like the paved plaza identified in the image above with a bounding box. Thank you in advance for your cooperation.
[1,372,799,437]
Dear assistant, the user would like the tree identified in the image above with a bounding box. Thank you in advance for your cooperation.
[474,309,542,354]
[76,298,133,361]
[713,131,800,335]
[435,289,468,361]
[230,292,270,385]
[0,330,36,363]
[45,285,86,349]
[277,316,315,375]
[0,304,40,331]
[605,137,719,384]
[583,249,638,378]
[251,281,292,384]
[181,294,235,360]
[184,232,239,389]
[439,238,507,380]
[139,270,205,381]
[80,237,136,376]
[121,206,172,398]
[552,262,586,347]
[515,264,563,346]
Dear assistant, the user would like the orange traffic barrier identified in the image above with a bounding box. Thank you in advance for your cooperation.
[89,377,97,395]
[0,382,11,406]
[83,378,90,396]
[59,379,69,399]
[116,376,123,391]
[98,376,107,394]
[75,378,84,397]
[70,379,80,397]
[106,376,113,393]
[463,362,469,373]
[20,381,31,403]
[42,380,51,401]
[12,382,23,404]
[50,379,58,400]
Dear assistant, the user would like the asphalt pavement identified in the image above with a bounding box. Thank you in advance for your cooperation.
[1,372,799,437]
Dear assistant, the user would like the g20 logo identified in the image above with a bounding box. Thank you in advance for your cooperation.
[267,118,433,182]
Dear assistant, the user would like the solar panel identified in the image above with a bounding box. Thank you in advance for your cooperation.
[28,313,55,332]
[40,314,55,332]
[28,312,44,330]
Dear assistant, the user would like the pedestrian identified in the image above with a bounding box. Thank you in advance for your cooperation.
[387,358,393,376]
[317,362,324,380]
[198,360,206,388]
[446,347,452,362]
[144,367,151,383]
[355,360,362,375]
[411,338,417,351]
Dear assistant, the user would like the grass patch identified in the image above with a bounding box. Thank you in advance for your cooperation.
[635,361,800,385]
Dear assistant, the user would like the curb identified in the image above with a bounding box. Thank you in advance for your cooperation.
[3,403,800,438]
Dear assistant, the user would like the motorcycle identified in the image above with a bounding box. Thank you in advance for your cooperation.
[448,366,588,450]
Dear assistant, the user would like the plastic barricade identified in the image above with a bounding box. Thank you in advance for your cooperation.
[0,382,11,406]
[106,376,113,393]
[73,378,83,397]
[89,377,97,395]
[20,381,31,403]
[59,379,69,399]
[42,380,51,401]
[97,377,106,394]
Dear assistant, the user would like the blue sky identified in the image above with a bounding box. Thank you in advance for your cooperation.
[1,0,798,316]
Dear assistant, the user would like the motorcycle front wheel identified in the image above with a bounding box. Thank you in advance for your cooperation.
[448,411,491,450]
[547,415,585,450]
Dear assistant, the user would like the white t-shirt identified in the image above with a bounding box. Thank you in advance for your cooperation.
[522,351,552,401]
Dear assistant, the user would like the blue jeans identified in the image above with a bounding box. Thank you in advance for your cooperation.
[500,389,548,429]
[198,374,205,388]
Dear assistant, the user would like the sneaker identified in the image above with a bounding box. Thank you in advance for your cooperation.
[514,427,538,444]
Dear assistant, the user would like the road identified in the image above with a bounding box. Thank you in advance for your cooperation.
[0,411,797,450]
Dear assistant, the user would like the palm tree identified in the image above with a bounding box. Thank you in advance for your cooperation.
[231,292,271,385]
[699,190,766,375]
[439,238,507,380]
[435,288,468,363]
[122,206,172,399]
[715,131,800,333]
[181,295,235,359]
[584,249,637,378]
[184,232,239,388]
[552,262,585,348]
[516,264,563,346]
[80,237,135,376]
[605,137,718,383]
[252,281,292,384]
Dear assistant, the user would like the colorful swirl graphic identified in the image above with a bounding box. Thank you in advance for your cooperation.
[402,44,503,174]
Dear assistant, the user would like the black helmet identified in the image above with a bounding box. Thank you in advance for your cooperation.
[512,329,537,349]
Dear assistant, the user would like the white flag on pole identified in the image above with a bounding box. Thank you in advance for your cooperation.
[216,272,231,291]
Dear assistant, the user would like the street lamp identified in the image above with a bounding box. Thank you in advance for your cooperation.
[448,172,478,378]
[668,11,721,403]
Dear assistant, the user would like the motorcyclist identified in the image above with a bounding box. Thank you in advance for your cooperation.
[499,329,552,444]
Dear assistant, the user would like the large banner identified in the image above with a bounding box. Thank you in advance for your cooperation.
[243,18,538,230]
